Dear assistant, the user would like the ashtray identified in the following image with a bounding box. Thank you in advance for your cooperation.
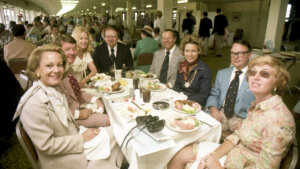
[152,101,170,110]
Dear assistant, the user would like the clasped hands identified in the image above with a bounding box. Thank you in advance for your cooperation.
[197,153,223,169]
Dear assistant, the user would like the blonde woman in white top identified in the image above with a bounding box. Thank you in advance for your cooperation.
[71,26,97,88]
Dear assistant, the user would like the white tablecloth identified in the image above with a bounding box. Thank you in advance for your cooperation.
[102,88,222,169]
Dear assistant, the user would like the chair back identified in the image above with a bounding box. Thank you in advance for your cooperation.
[280,139,298,169]
[136,53,154,66]
[8,58,28,74]
[16,120,40,169]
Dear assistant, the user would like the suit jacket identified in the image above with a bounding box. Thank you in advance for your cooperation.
[59,71,109,128]
[212,14,228,35]
[173,58,212,107]
[4,38,36,63]
[19,88,87,169]
[205,67,255,119]
[149,46,184,86]
[198,17,212,37]
[92,42,133,73]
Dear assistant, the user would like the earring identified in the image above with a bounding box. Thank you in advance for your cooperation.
[274,88,277,92]
[37,73,40,78]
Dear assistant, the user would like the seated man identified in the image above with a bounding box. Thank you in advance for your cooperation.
[205,40,255,132]
[93,26,133,73]
[0,23,13,47]
[149,29,184,88]
[4,24,36,63]
[55,34,109,128]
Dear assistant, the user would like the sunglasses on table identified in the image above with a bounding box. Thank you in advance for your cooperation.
[247,69,272,78]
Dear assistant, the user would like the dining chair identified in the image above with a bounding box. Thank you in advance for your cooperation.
[136,53,154,66]
[15,120,41,169]
[8,57,28,74]
[280,138,298,169]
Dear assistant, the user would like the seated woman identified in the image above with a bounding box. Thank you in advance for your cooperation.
[173,35,212,107]
[71,26,97,88]
[13,45,122,169]
[168,55,295,169]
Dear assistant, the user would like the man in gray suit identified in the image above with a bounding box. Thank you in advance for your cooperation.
[149,29,184,87]
[205,40,255,132]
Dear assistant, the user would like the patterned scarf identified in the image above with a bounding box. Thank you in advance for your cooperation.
[178,58,199,81]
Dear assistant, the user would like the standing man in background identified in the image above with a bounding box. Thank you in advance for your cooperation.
[198,12,212,56]
[212,8,228,57]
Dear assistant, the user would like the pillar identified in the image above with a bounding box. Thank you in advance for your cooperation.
[264,0,289,51]
[157,0,173,29]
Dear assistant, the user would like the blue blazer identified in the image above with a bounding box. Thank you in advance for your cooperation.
[205,67,255,119]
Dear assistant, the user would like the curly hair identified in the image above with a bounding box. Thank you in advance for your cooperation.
[71,26,93,52]
[179,35,203,55]
[26,45,69,81]
[247,55,290,96]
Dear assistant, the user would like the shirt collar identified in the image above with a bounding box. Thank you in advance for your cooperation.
[165,45,176,55]
[233,66,248,74]
[251,95,282,111]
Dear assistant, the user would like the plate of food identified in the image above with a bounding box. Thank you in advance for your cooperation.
[91,73,111,81]
[120,104,146,119]
[172,100,201,114]
[98,82,125,93]
[140,73,157,79]
[143,81,167,92]
[166,114,201,132]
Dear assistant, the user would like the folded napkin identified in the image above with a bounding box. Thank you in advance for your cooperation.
[79,126,111,160]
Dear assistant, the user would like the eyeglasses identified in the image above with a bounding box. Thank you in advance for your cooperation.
[247,69,272,78]
[230,51,249,57]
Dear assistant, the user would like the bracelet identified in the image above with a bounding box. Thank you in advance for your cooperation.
[211,152,219,159]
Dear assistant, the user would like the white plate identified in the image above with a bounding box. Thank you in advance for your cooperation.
[166,115,201,132]
[139,73,157,79]
[91,73,111,81]
[143,82,167,92]
[171,100,201,115]
[120,104,146,119]
[99,85,125,94]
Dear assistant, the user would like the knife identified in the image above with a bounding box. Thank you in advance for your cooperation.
[131,101,148,114]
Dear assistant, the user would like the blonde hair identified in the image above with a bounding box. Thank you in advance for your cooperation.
[179,35,203,55]
[71,26,93,52]
[247,55,290,96]
[26,45,69,81]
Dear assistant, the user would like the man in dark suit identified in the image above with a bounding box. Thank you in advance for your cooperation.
[92,26,133,73]
[212,8,228,57]
[198,11,212,56]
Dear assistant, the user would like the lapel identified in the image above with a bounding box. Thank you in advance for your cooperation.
[236,76,248,101]
[170,46,180,66]
[157,50,165,72]
[220,68,233,103]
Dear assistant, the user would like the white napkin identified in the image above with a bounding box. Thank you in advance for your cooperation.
[79,126,111,160]
[189,142,226,169]
[86,103,104,114]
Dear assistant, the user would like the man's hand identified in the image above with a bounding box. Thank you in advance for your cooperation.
[96,99,104,109]
[79,108,92,120]
[210,107,223,122]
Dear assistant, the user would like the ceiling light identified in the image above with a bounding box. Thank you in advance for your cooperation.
[177,0,188,4]
[93,6,96,9]
[132,6,136,10]
[57,0,79,16]
[146,4,152,8]
[115,8,124,12]
[102,3,106,6]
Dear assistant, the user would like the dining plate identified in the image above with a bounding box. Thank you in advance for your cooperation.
[139,73,157,79]
[143,81,167,92]
[120,104,146,119]
[91,73,111,81]
[98,84,125,93]
[166,114,201,132]
[171,100,201,115]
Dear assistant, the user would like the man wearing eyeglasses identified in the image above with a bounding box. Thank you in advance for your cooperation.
[92,26,133,73]
[205,40,255,132]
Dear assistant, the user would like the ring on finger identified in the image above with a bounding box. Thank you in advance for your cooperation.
[94,129,98,135]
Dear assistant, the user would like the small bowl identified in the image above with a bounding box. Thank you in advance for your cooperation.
[152,101,170,110]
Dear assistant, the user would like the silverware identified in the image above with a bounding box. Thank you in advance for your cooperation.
[131,101,148,114]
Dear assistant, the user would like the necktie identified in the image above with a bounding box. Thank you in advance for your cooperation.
[159,51,170,83]
[111,48,116,63]
[68,74,81,101]
[223,70,242,118]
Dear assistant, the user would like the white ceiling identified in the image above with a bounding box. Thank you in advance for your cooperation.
[27,0,257,15]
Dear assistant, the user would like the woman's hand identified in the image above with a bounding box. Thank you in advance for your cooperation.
[198,153,223,169]
[78,78,87,88]
[79,108,92,119]
[82,128,100,142]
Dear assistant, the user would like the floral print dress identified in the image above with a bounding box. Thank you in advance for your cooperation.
[225,95,295,169]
